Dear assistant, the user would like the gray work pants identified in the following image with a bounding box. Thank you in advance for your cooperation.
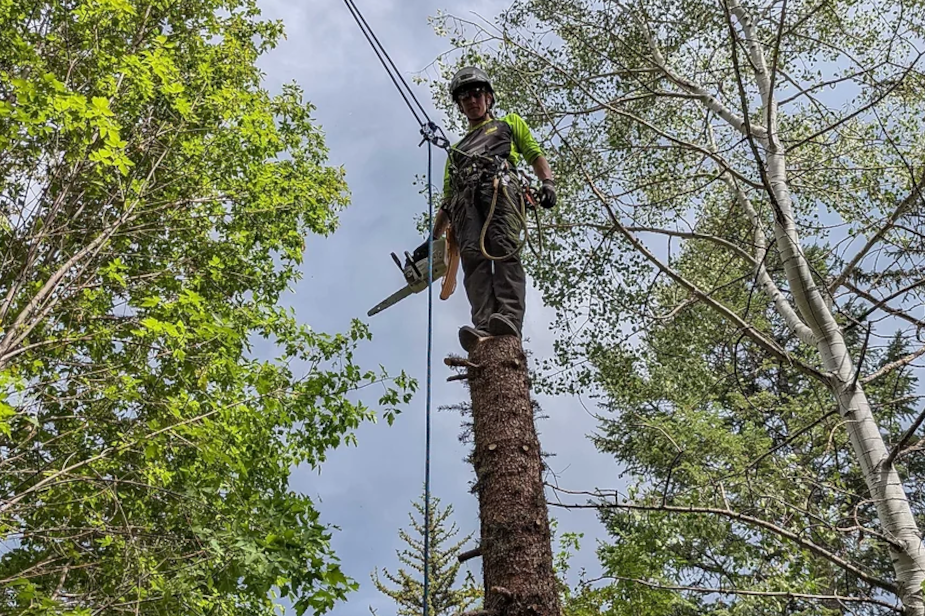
[448,171,526,333]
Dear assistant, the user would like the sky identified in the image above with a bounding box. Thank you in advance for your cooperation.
[252,0,622,614]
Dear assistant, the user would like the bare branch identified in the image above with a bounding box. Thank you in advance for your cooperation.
[584,575,900,611]
[863,344,925,385]
[458,546,482,563]
[829,169,925,294]
[884,407,925,469]
[843,281,925,333]
[547,489,896,593]
[624,226,757,265]
[844,278,925,330]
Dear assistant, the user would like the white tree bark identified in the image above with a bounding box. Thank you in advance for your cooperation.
[725,2,925,611]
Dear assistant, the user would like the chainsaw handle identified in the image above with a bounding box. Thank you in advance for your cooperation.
[404,251,422,278]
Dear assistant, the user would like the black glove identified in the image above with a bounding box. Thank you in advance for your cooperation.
[539,178,557,209]
[412,238,431,262]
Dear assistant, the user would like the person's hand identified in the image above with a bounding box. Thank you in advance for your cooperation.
[412,238,431,262]
[539,179,557,209]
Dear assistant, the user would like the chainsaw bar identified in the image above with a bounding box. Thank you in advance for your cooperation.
[367,285,414,317]
[367,237,449,317]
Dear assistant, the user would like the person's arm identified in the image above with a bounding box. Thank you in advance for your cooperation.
[534,155,557,208]
[507,113,555,196]
[411,158,453,261]
[432,207,450,239]
[506,114,545,172]
[433,154,453,238]
[531,155,552,182]
[412,206,450,262]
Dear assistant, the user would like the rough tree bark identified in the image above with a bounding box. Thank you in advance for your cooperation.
[462,336,561,616]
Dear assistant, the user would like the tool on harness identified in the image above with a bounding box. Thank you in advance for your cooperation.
[514,170,555,210]
[367,237,449,316]
[517,169,541,209]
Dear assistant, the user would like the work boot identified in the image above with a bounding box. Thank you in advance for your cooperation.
[458,326,489,353]
[488,313,520,338]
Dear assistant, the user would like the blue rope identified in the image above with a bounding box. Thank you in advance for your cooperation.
[339,4,448,613]
[423,136,435,616]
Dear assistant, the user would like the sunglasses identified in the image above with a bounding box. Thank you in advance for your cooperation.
[457,86,488,101]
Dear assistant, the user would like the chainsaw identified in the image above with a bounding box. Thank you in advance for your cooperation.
[367,236,449,317]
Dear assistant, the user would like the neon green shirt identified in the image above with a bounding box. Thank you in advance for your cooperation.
[442,113,544,203]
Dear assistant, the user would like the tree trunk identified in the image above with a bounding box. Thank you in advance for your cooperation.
[762,102,925,616]
[722,3,925,609]
[466,336,561,616]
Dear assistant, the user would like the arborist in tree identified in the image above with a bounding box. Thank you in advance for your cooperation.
[414,66,556,353]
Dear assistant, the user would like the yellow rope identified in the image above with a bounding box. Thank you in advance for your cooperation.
[478,174,533,261]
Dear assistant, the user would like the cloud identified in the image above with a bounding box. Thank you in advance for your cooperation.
[253,1,623,612]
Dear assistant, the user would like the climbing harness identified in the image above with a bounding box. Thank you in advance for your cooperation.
[449,152,543,262]
[477,165,544,262]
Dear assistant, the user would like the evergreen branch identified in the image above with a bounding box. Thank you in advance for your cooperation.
[745,409,838,470]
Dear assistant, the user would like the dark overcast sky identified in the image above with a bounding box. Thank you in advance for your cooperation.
[253,1,622,613]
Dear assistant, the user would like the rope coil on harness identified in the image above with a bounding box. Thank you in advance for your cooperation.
[478,174,531,261]
[450,153,544,262]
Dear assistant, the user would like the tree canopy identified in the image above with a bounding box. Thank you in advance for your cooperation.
[429,0,925,613]
[0,1,413,614]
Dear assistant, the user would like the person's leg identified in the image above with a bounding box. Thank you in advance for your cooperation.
[460,254,495,331]
[491,257,526,334]
[484,176,526,335]
[450,181,496,351]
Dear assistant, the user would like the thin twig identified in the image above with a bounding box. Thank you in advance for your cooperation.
[884,407,925,469]
[583,575,900,611]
